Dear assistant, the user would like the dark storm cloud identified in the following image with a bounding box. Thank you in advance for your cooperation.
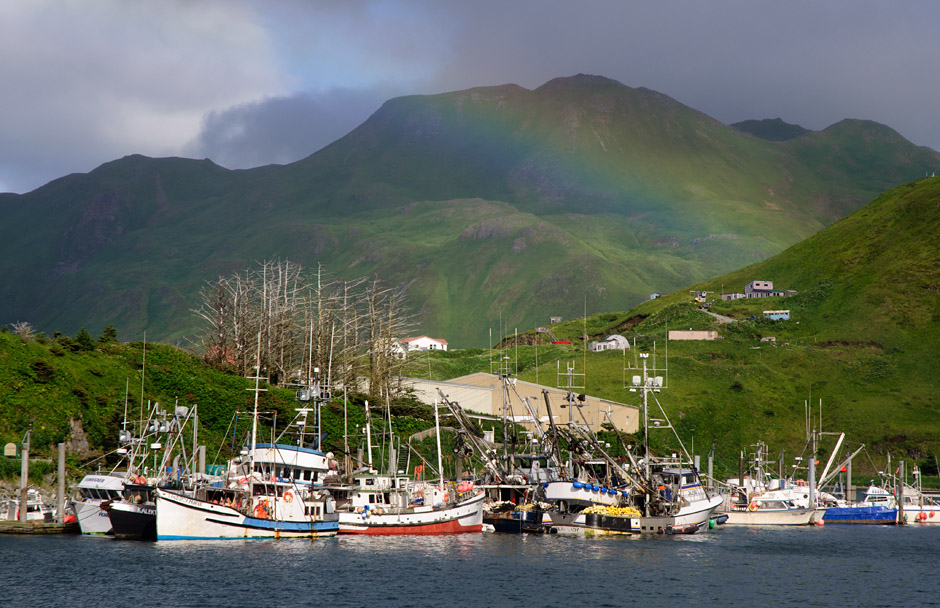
[185,88,393,169]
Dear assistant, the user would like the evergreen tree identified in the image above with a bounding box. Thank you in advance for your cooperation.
[98,324,118,343]
[75,327,96,351]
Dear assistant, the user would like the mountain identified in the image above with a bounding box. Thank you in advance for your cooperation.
[731,117,810,141]
[2,75,939,347]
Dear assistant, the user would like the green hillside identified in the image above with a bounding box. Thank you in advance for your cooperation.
[410,176,940,476]
[1,75,938,348]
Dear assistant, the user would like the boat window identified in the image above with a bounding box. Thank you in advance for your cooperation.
[303,470,311,481]
[762,501,786,509]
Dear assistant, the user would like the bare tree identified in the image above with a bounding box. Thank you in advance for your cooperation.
[10,321,36,339]
[192,261,416,394]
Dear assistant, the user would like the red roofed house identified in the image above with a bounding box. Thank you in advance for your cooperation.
[402,336,448,352]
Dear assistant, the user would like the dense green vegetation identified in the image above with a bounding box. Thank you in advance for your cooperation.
[1,76,937,348]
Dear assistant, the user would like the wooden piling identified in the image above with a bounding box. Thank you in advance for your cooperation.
[57,442,66,523]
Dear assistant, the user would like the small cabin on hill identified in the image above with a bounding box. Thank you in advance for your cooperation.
[401,336,448,351]
[589,334,631,352]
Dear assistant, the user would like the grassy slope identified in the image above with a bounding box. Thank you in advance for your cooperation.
[406,177,940,477]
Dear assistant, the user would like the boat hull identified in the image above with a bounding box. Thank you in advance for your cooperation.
[484,509,548,534]
[721,507,816,526]
[107,502,157,540]
[338,492,484,535]
[823,505,897,525]
[155,490,338,540]
[549,495,722,535]
[74,500,113,535]
[898,506,940,524]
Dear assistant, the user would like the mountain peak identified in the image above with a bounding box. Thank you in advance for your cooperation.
[535,73,626,93]
[731,118,810,141]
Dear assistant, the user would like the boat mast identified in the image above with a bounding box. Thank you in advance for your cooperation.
[248,333,266,490]
[641,353,650,516]
[365,400,374,472]
[434,400,445,492]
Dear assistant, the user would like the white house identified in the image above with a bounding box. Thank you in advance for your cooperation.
[588,334,631,352]
[401,336,449,351]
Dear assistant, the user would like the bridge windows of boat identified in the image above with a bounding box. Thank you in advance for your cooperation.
[80,488,122,501]
[253,484,280,497]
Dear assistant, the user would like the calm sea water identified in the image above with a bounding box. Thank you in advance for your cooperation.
[3,526,940,607]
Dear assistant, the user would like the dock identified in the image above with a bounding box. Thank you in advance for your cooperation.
[0,520,80,535]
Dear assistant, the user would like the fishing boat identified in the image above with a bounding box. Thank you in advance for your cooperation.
[1,488,57,522]
[717,443,818,526]
[334,474,484,535]
[103,401,206,540]
[73,474,126,535]
[154,344,339,540]
[547,464,722,535]
[822,484,898,524]
[332,398,484,535]
[721,492,816,526]
[436,379,562,534]
[545,352,721,535]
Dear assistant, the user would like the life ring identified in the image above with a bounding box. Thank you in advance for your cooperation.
[282,490,294,503]
[748,501,759,512]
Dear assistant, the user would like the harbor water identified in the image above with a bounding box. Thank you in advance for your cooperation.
[3,525,940,607]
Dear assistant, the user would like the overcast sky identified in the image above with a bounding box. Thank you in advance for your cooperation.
[2,0,938,194]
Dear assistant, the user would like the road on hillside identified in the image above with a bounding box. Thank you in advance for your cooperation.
[703,309,736,324]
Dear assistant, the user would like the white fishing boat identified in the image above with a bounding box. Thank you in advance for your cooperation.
[1,488,57,522]
[155,475,338,540]
[155,343,338,540]
[335,475,484,535]
[73,473,126,535]
[721,492,816,526]
[332,399,484,535]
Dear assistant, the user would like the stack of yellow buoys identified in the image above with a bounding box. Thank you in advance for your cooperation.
[583,505,642,518]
